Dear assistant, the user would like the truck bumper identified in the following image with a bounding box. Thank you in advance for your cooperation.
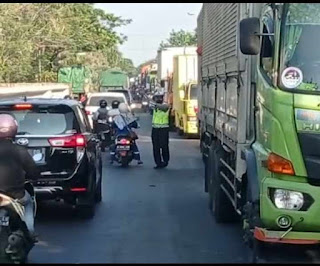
[260,177,320,235]
[186,121,198,134]
[254,227,320,244]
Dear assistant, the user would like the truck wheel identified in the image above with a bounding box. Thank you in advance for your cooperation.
[176,127,183,136]
[242,184,265,263]
[207,143,216,209]
[209,145,237,223]
[204,153,210,193]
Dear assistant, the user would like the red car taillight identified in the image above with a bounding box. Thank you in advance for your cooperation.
[48,134,86,148]
[70,187,87,192]
[14,104,33,110]
[85,110,91,115]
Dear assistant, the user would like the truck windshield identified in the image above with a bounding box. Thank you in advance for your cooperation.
[281,3,320,92]
[190,84,198,99]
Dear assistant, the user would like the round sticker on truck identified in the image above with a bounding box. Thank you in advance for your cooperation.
[281,67,303,89]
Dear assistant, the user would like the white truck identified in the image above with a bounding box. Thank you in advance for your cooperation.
[0,83,71,100]
[157,46,197,94]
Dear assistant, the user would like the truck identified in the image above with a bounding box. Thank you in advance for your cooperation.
[58,65,92,97]
[157,47,197,92]
[0,83,71,100]
[171,54,198,136]
[98,69,129,91]
[198,2,320,261]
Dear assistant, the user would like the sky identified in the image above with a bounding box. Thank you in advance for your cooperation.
[94,3,203,67]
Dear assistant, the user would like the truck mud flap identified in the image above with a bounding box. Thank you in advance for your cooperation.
[241,148,259,202]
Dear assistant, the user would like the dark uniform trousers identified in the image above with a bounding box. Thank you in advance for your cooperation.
[151,127,170,166]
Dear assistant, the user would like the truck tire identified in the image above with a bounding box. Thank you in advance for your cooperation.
[207,143,217,209]
[242,182,266,263]
[176,127,184,136]
[209,145,237,223]
[204,153,210,193]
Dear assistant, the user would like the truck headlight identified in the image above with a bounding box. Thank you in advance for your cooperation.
[273,189,304,211]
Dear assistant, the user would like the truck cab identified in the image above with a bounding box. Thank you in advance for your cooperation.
[198,3,320,256]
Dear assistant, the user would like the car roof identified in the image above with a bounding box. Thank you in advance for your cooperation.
[88,92,127,98]
[0,97,80,108]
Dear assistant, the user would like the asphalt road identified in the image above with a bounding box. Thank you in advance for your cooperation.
[28,112,320,263]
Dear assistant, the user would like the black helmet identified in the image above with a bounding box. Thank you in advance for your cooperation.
[99,99,107,108]
[112,100,120,109]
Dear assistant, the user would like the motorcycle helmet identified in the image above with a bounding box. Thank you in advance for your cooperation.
[0,114,18,139]
[119,103,129,114]
[152,91,164,104]
[112,100,120,109]
[99,99,107,108]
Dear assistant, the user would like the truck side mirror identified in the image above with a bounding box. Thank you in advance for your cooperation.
[179,90,185,100]
[239,17,260,55]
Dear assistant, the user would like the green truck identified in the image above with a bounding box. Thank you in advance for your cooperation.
[198,3,320,260]
[99,69,129,91]
[58,65,93,96]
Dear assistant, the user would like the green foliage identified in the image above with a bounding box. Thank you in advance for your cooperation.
[159,29,197,49]
[0,3,136,83]
[287,3,320,25]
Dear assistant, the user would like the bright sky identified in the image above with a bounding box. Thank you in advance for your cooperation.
[94,3,203,67]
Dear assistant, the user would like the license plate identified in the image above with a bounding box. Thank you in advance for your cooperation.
[116,145,130,151]
[0,216,9,226]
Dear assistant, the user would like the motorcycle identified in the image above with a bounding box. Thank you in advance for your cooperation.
[0,182,36,264]
[114,135,134,167]
[95,119,112,151]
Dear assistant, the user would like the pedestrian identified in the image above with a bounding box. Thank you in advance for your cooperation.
[80,93,88,106]
[151,92,170,169]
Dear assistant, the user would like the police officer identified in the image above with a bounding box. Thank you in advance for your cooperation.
[151,92,170,169]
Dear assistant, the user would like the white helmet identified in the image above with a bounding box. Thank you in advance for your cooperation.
[119,103,129,114]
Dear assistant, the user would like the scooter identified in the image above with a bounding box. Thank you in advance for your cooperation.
[114,135,134,167]
[0,182,36,264]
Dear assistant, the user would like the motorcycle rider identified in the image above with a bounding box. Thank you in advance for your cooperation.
[0,114,39,241]
[110,103,143,165]
[107,100,121,118]
[92,99,110,151]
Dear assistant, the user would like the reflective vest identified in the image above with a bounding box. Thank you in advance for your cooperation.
[152,109,169,128]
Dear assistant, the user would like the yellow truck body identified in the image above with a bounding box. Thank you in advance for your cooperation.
[172,54,198,136]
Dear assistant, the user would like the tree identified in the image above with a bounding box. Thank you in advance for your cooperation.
[159,29,197,49]
[119,58,138,77]
[0,3,132,82]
